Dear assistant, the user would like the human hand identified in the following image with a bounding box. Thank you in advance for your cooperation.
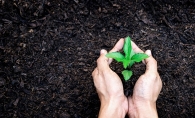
[92,39,128,118]
[127,43,162,118]
[92,38,162,118]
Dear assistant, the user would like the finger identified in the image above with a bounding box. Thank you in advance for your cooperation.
[97,49,110,71]
[131,41,144,53]
[109,38,124,52]
[108,38,124,64]
[144,50,158,74]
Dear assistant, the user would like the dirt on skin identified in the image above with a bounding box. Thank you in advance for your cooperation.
[0,0,195,117]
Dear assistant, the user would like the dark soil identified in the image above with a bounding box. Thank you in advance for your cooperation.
[0,0,195,117]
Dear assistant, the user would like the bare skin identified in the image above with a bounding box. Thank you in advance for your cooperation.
[92,38,162,118]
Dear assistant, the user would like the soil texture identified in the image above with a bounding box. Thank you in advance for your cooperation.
[0,0,195,117]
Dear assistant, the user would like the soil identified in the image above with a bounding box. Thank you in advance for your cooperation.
[0,0,195,118]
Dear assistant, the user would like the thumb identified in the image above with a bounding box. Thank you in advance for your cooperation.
[144,50,157,74]
[97,49,110,71]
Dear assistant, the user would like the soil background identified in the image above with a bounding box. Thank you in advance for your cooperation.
[0,0,195,118]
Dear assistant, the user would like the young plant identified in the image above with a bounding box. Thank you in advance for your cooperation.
[106,36,149,81]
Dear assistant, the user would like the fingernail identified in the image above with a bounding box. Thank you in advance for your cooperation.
[100,49,106,54]
[145,50,152,56]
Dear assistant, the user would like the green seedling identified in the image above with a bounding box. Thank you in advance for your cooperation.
[106,36,149,81]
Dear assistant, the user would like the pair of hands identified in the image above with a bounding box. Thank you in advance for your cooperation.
[92,38,162,118]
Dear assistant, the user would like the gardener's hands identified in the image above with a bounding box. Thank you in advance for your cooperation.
[92,39,128,118]
[92,38,162,118]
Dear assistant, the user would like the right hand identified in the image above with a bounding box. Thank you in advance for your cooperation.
[128,42,162,118]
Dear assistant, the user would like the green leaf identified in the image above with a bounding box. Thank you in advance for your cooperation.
[123,36,131,59]
[122,59,130,69]
[122,70,133,81]
[130,49,135,58]
[129,61,135,67]
[106,52,125,62]
[131,53,149,62]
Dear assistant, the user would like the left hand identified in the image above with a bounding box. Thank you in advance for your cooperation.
[92,39,128,118]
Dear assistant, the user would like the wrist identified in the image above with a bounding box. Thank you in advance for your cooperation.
[99,97,128,118]
[136,101,158,118]
[129,100,158,118]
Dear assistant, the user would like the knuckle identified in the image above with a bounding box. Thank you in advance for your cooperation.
[97,57,100,64]
[151,57,157,64]
[92,69,98,78]
[149,56,155,61]
[97,56,104,64]
[92,70,95,77]
[154,59,157,65]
